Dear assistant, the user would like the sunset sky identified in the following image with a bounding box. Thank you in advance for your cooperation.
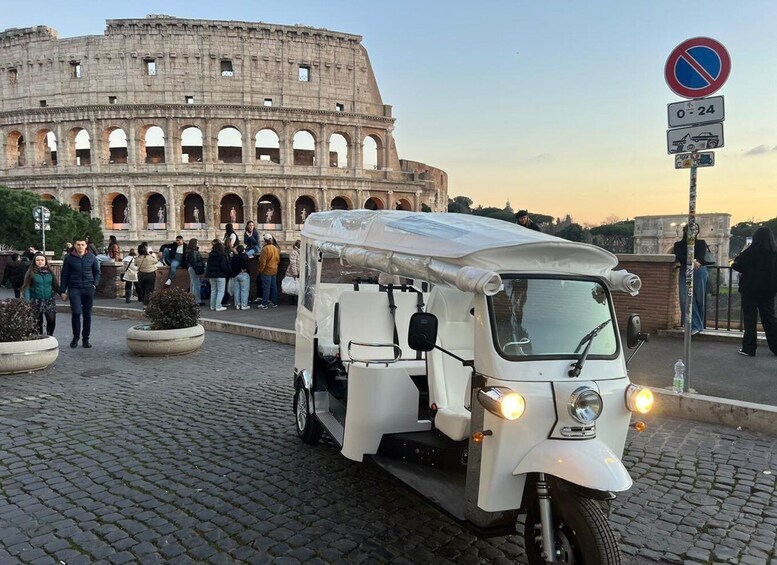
[5,0,776,225]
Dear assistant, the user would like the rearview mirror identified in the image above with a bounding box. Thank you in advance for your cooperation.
[626,314,646,348]
[408,312,438,352]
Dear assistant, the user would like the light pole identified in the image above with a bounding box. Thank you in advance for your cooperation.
[33,206,51,252]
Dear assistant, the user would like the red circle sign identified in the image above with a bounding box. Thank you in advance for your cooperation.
[665,37,731,98]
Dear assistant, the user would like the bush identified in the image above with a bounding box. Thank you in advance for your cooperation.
[145,287,200,330]
[0,299,40,342]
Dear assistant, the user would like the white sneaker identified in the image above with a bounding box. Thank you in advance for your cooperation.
[236,305,242,310]
[210,307,215,311]
[243,305,251,310]
[215,306,227,312]
[164,279,172,286]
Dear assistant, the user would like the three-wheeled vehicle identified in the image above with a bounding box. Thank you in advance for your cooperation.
[292,210,653,564]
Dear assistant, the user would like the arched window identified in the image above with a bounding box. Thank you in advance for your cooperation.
[147,193,167,228]
[106,128,128,164]
[183,193,205,227]
[217,127,243,163]
[295,196,316,225]
[257,194,282,228]
[330,196,351,211]
[110,194,129,228]
[328,133,349,167]
[255,129,280,163]
[363,135,382,170]
[364,197,384,210]
[74,129,92,166]
[142,126,165,163]
[293,130,316,166]
[395,198,412,211]
[76,195,92,214]
[35,129,57,166]
[181,127,203,163]
[220,194,244,227]
[7,131,25,167]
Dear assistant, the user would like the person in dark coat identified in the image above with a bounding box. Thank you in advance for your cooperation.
[673,223,710,335]
[230,245,251,309]
[2,253,27,298]
[516,210,542,232]
[205,240,231,311]
[60,237,101,348]
[732,227,777,357]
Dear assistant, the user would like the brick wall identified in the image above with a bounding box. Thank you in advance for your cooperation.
[612,254,679,333]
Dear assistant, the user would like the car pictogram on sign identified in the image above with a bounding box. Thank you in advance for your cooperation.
[666,123,724,154]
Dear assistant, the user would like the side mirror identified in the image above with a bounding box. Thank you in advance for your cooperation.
[626,314,648,348]
[408,312,438,352]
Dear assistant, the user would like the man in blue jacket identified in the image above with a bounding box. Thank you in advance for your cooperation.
[60,237,101,348]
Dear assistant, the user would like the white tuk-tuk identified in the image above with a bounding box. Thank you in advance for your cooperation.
[292,210,653,564]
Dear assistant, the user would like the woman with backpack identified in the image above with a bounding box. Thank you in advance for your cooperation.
[186,238,206,306]
[732,226,777,357]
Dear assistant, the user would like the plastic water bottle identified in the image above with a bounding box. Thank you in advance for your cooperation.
[673,360,685,394]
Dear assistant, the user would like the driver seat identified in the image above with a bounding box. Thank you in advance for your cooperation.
[425,287,475,442]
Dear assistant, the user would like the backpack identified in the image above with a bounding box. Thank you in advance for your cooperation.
[200,279,211,299]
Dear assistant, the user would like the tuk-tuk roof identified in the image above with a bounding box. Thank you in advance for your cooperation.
[302,210,619,272]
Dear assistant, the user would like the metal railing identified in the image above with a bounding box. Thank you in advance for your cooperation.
[706,265,742,332]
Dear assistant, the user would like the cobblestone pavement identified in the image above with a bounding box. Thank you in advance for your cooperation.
[0,316,775,564]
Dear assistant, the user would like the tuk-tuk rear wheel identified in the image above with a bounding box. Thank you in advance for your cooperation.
[524,495,621,565]
[294,382,323,445]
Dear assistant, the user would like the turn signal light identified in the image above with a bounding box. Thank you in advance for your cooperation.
[631,421,647,432]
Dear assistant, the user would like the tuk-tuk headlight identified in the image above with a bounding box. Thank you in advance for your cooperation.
[626,385,654,414]
[478,387,526,420]
[568,387,603,424]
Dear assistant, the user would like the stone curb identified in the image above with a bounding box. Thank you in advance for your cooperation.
[648,386,777,436]
[76,306,777,436]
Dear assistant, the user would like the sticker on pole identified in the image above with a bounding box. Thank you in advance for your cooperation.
[674,152,714,169]
[665,37,731,99]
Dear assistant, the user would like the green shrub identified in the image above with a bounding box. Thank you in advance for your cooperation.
[0,299,39,342]
[145,287,200,330]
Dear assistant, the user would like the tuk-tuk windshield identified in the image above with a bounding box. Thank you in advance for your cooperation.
[489,276,618,360]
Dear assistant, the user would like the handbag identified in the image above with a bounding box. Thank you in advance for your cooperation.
[281,276,299,296]
[702,245,716,266]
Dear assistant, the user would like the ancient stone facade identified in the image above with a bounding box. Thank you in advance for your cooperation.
[633,213,731,264]
[0,16,447,249]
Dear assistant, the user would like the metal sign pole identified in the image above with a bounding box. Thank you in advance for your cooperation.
[683,160,698,392]
[41,221,47,253]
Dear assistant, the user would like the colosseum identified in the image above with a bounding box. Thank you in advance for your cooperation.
[0,15,447,249]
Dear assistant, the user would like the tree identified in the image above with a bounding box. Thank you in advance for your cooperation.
[590,220,634,238]
[556,223,585,242]
[447,196,473,214]
[472,206,515,223]
[0,186,103,253]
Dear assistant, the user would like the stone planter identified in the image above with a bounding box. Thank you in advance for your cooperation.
[0,335,59,375]
[126,324,205,357]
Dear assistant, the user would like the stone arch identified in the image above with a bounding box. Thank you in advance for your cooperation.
[67,127,92,166]
[147,192,167,228]
[40,193,56,201]
[70,193,92,213]
[328,133,349,168]
[255,128,280,163]
[220,193,244,226]
[364,197,385,210]
[293,130,316,166]
[183,193,206,226]
[257,194,282,227]
[330,196,351,211]
[217,126,243,163]
[395,198,412,211]
[140,125,166,164]
[35,129,57,166]
[363,134,383,170]
[295,196,316,225]
[106,193,129,229]
[104,127,128,164]
[7,130,25,167]
[181,126,203,163]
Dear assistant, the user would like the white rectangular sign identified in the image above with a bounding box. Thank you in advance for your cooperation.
[667,122,724,154]
[674,151,715,169]
[668,96,724,128]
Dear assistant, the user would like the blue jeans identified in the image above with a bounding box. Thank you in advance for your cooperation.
[166,252,183,282]
[235,272,250,307]
[69,286,95,339]
[679,266,708,333]
[188,267,201,303]
[260,274,278,306]
[210,278,226,310]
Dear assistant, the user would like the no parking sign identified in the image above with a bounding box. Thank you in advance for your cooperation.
[665,37,731,99]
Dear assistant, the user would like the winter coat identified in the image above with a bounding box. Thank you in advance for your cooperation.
[258,244,280,276]
[2,260,27,288]
[205,249,231,279]
[733,246,777,300]
[122,256,140,282]
[673,239,709,267]
[243,230,260,254]
[186,249,205,274]
[230,253,249,277]
[23,270,60,301]
[60,250,101,293]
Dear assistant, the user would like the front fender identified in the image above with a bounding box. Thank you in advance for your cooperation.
[512,439,632,493]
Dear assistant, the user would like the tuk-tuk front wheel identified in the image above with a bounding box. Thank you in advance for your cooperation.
[294,382,323,445]
[524,495,621,564]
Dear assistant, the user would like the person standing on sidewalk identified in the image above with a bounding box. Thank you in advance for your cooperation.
[257,233,280,309]
[121,249,140,303]
[673,224,710,336]
[206,240,230,312]
[230,245,251,310]
[2,253,27,298]
[60,238,101,348]
[134,243,159,307]
[732,226,777,357]
[186,239,206,306]
[21,252,60,336]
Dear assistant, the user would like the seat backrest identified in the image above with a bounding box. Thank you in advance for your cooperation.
[337,290,424,363]
[426,287,475,408]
